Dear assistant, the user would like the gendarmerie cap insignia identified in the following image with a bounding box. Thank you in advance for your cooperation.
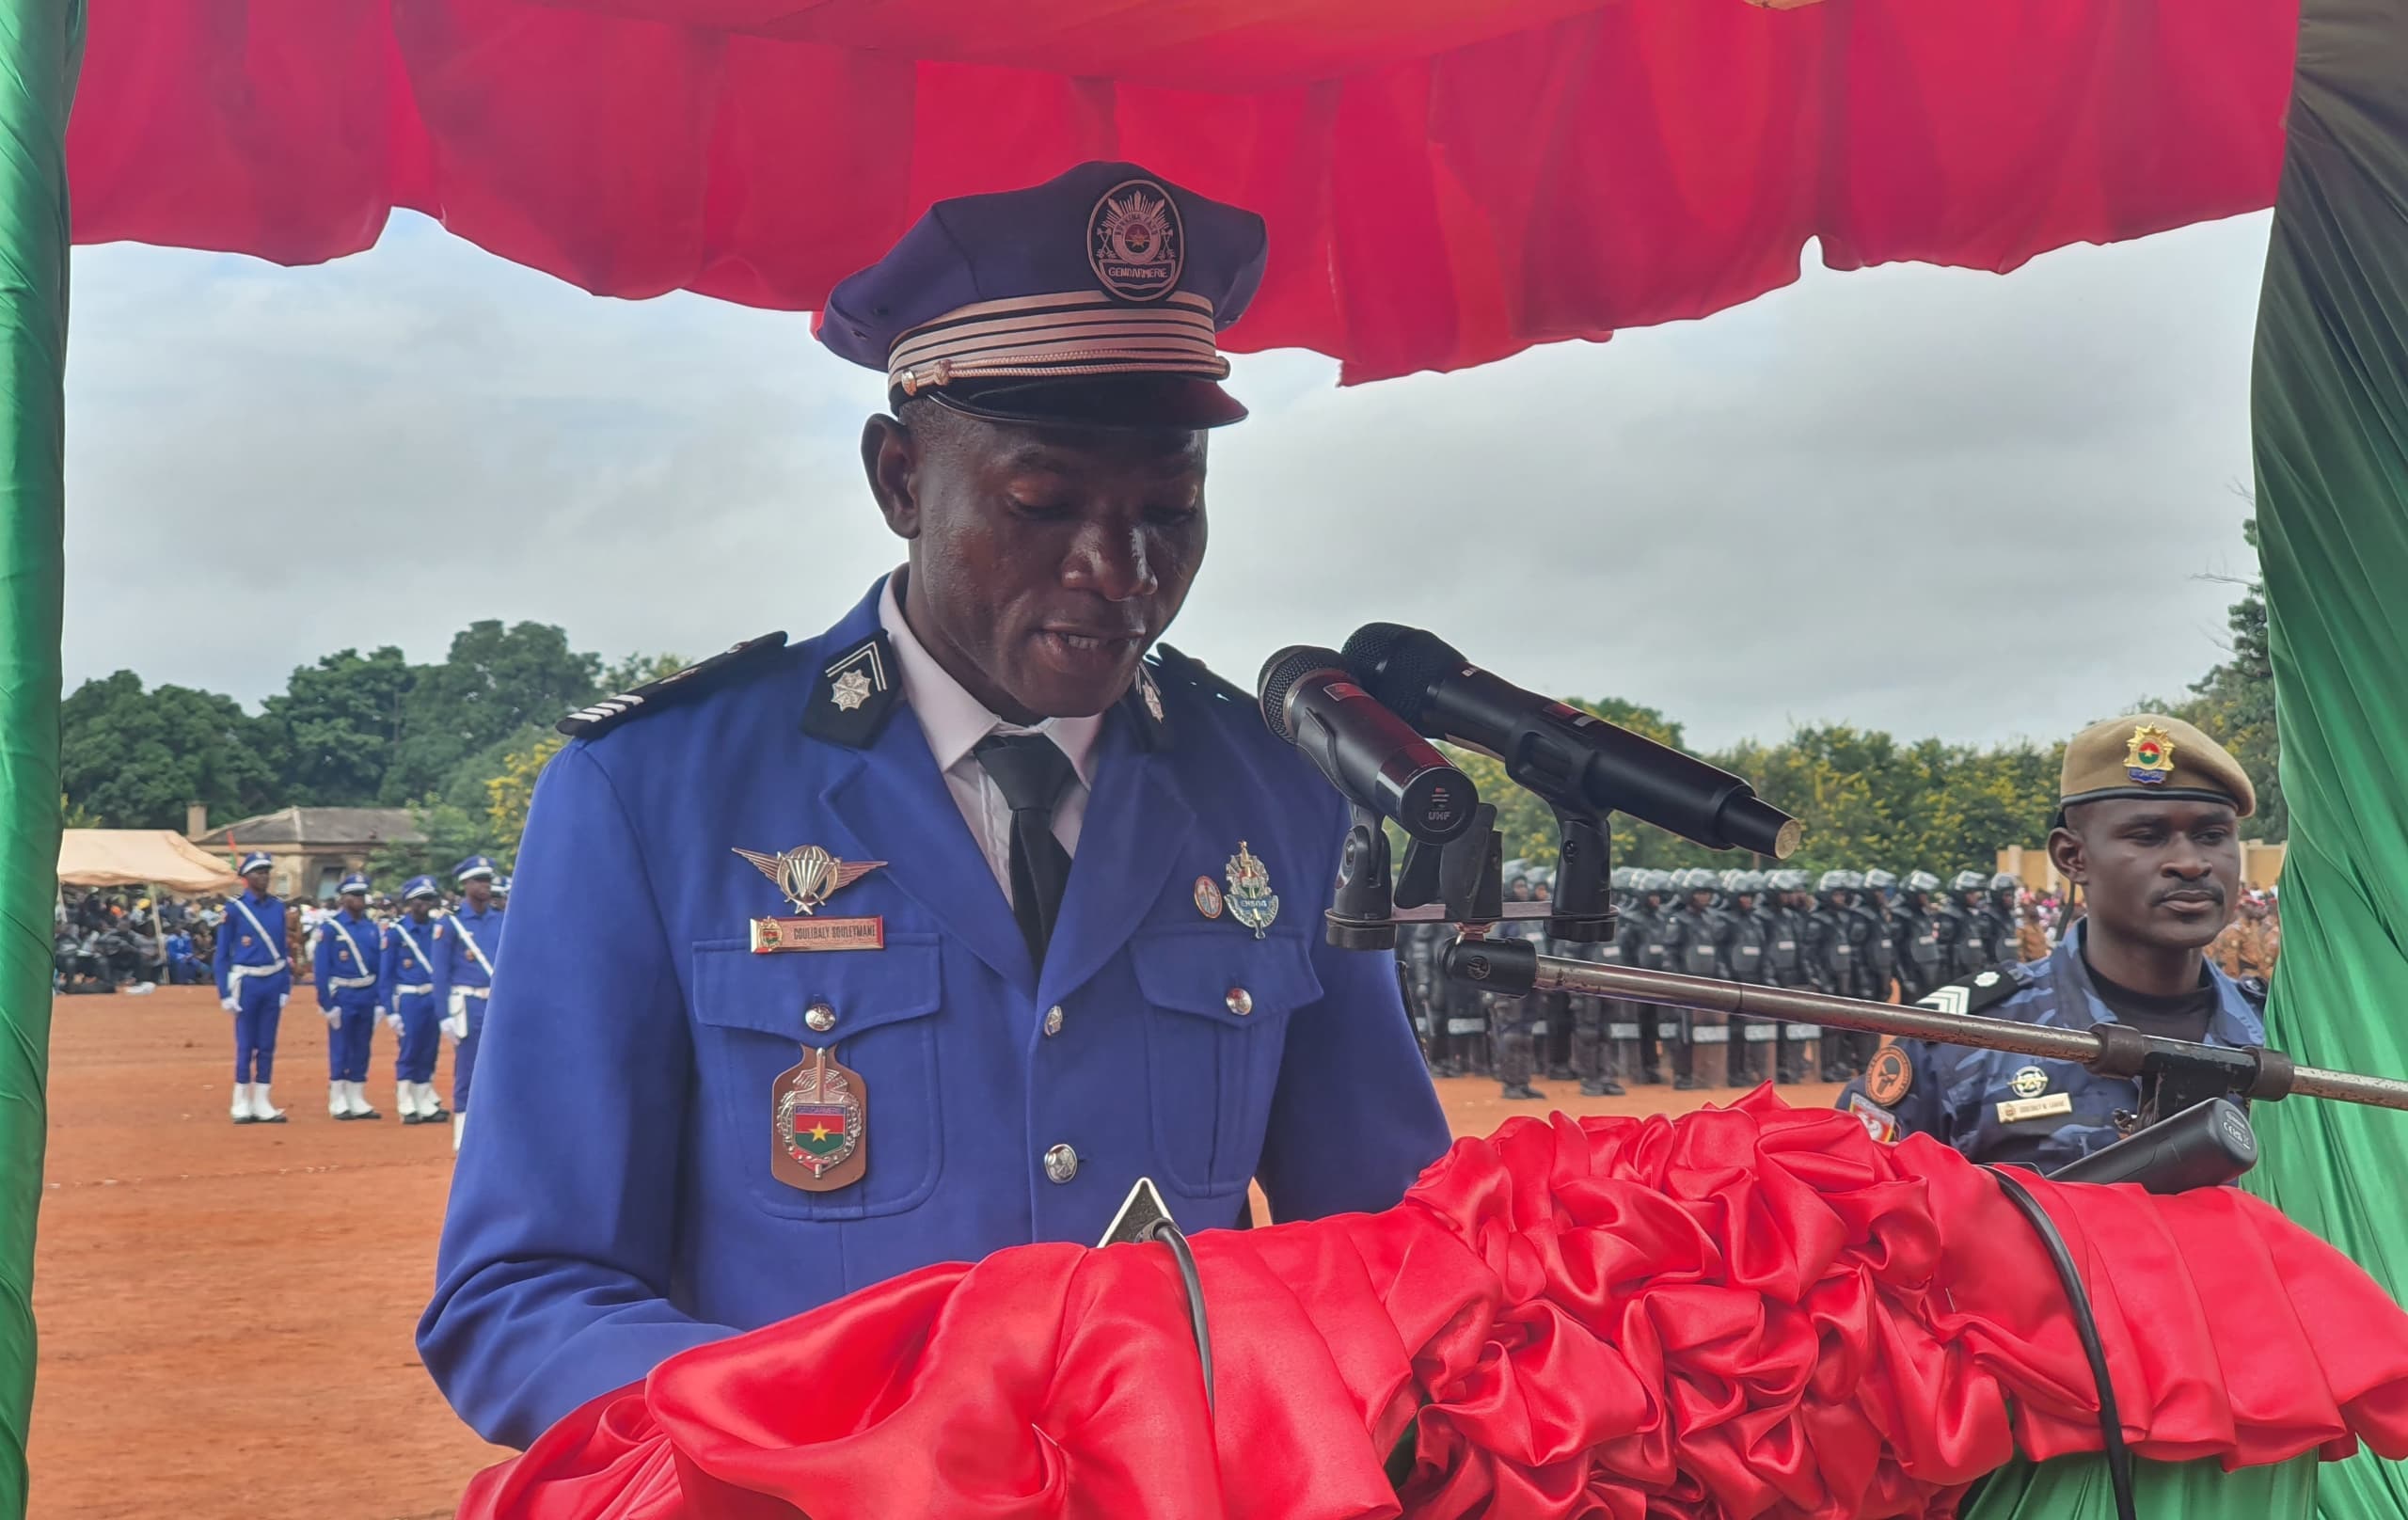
[2057,712,2255,820]
[802,632,899,749]
[558,633,788,738]
[816,160,1267,432]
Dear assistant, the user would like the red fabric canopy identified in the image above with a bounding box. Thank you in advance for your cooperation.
[68,0,2297,380]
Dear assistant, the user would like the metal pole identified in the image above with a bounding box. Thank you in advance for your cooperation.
[1445,941,2408,1116]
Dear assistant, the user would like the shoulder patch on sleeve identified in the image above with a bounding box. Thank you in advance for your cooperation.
[1864,1040,1914,1106]
[1914,964,2025,1018]
[1844,1090,1902,1144]
[557,633,788,737]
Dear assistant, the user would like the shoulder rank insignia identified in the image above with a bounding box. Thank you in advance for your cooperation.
[801,631,899,749]
[1914,965,2021,1019]
[2124,722,2177,785]
[558,633,788,737]
[1153,643,1249,707]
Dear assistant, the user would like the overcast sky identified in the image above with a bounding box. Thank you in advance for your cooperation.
[67,210,2270,752]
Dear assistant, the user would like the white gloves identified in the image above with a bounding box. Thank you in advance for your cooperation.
[383,1007,402,1032]
[442,1010,468,1042]
[278,994,289,1010]
[323,1006,341,1028]
[220,997,238,1013]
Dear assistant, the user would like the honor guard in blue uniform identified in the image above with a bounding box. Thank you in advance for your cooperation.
[382,877,452,1128]
[214,851,292,1124]
[1841,715,2264,1170]
[420,161,1453,1448]
[314,872,386,1120]
[444,855,505,1149]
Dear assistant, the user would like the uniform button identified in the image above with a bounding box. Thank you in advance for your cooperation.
[1225,987,1253,1017]
[1042,1005,1065,1037]
[1043,1143,1079,1184]
[804,1001,837,1034]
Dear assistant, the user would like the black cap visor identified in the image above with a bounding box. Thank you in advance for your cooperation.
[915,373,1247,432]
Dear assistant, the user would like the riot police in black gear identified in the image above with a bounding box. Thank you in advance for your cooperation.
[1722,870,1778,1083]
[1490,871,1547,1099]
[1891,869,1945,1004]
[1628,871,1675,1084]
[1658,869,1727,1091]
[1568,868,1633,1097]
[1941,868,1998,978]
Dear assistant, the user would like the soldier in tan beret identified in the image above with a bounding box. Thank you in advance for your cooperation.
[1837,714,2266,1170]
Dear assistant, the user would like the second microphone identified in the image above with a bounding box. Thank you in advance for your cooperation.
[1258,646,1478,845]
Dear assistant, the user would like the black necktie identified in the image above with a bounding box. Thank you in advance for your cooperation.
[973,733,1077,963]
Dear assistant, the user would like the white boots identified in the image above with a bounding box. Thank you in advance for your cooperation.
[230,1082,254,1124]
[248,1082,286,1123]
[328,1080,381,1119]
[397,1081,448,1126]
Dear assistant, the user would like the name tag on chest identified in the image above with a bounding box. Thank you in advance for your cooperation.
[1997,1092,2075,1124]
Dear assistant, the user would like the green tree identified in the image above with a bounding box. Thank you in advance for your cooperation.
[2168,515,2282,840]
[383,621,601,803]
[60,672,277,829]
[259,645,412,806]
[486,733,568,855]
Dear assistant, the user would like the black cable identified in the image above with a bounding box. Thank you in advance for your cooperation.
[1987,1166,2136,1520]
[1143,1218,1213,1414]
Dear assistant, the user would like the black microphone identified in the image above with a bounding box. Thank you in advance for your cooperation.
[1258,646,1477,845]
[1340,623,1801,859]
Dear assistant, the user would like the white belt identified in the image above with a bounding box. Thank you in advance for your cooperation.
[325,974,376,991]
[228,961,288,982]
[457,986,489,999]
[393,982,434,996]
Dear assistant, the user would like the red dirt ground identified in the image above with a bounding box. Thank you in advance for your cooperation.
[28,984,1838,1518]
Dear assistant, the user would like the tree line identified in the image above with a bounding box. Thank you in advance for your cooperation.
[62,518,2278,881]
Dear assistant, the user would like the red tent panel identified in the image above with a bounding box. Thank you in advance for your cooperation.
[67,0,2297,380]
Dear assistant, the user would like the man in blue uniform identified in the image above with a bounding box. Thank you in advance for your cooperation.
[313,872,385,1121]
[443,855,505,1150]
[214,851,292,1124]
[381,877,452,1128]
[1840,714,2263,1170]
[421,162,1452,1448]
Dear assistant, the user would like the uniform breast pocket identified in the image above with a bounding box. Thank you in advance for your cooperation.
[689,935,944,1221]
[1133,926,1322,1196]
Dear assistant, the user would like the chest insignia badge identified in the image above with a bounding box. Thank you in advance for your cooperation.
[736,846,889,954]
[1224,842,1279,939]
[1194,875,1224,920]
[772,1045,867,1192]
[2009,1065,2051,1100]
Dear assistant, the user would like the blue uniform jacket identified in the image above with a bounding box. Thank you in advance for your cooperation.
[312,910,386,1009]
[213,890,291,1002]
[446,903,504,991]
[380,913,451,1008]
[420,580,1453,1447]
[1839,922,2267,1170]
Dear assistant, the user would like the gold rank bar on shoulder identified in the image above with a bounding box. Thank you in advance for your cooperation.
[751,916,886,954]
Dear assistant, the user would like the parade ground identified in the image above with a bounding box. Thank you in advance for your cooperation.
[27,984,1838,1518]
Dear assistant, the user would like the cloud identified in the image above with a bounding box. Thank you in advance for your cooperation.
[69,209,2268,752]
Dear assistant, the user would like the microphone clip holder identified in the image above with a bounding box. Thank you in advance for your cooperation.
[1323,805,1615,948]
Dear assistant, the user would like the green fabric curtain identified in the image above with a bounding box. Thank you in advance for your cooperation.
[0,3,76,1516]
[2246,0,2408,1512]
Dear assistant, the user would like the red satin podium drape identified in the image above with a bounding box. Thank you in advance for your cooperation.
[67,0,2295,382]
[460,1096,2408,1520]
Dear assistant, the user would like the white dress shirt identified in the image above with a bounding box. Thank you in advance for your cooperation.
[879,576,1102,905]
